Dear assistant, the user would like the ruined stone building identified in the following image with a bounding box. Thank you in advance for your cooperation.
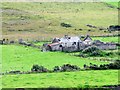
[46,35,80,52]
[42,35,117,52]
[92,40,116,50]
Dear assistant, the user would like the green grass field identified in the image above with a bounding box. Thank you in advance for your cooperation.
[2,45,108,73]
[1,2,119,88]
[2,70,118,88]
[92,36,118,43]
[1,44,119,88]
[107,2,119,7]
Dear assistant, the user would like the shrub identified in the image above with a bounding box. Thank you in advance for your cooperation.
[82,46,105,56]
[99,64,109,70]
[60,22,72,28]
[87,60,120,70]
[83,64,89,70]
[111,60,120,69]
[53,66,61,72]
[88,29,91,32]
[9,70,21,74]
[105,52,113,56]
[61,64,80,71]
[53,64,80,72]
[90,51,101,56]
[31,64,48,72]
[89,64,100,70]
[79,28,83,30]
[82,46,99,54]
[79,53,87,58]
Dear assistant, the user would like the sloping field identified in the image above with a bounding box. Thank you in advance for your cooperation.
[2,45,108,72]
[2,2,118,40]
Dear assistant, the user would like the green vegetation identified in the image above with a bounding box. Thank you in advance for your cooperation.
[2,44,119,88]
[2,2,118,40]
[92,36,118,43]
[84,60,120,70]
[1,2,119,88]
[107,2,119,8]
[31,64,48,72]
[81,46,105,57]
[104,49,119,57]
[80,50,119,62]
[79,45,119,61]
[2,45,108,73]
[2,70,118,88]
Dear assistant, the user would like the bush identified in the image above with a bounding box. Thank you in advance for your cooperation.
[53,64,80,72]
[90,51,101,56]
[31,64,49,72]
[82,46,99,54]
[86,60,120,70]
[105,52,113,56]
[99,64,109,70]
[53,66,61,72]
[9,70,21,74]
[79,53,87,58]
[82,46,105,56]
[111,60,120,69]
[89,64,100,70]
[83,64,90,70]
[60,23,72,28]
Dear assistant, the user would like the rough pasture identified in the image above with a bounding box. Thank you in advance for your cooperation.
[2,2,118,40]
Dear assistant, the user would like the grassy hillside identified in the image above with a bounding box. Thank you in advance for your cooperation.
[2,2,118,40]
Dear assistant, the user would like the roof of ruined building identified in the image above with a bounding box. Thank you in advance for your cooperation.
[60,36,81,43]
[83,35,92,41]
[52,38,60,43]
[48,42,62,46]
